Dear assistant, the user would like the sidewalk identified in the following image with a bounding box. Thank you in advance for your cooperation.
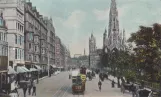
[17,76,47,97]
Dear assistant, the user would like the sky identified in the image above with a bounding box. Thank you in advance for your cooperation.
[30,0,161,57]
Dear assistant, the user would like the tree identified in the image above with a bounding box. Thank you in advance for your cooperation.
[128,23,161,82]
[101,47,110,68]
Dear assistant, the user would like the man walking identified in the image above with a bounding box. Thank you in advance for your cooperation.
[98,80,102,92]
[23,84,27,97]
[28,79,32,95]
[32,82,36,96]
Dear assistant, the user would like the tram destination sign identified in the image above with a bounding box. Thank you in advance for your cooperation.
[0,56,8,71]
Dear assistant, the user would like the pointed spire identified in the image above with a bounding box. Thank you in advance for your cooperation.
[84,48,86,55]
[122,29,126,44]
[110,0,117,10]
[91,31,94,38]
[105,28,107,33]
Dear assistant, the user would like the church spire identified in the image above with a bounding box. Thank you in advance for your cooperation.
[123,29,126,44]
[108,0,119,50]
[103,28,107,48]
[84,48,86,55]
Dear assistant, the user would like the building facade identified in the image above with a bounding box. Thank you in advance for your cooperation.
[24,2,41,68]
[89,33,97,68]
[55,36,61,67]
[0,11,8,57]
[0,11,8,90]
[44,17,55,66]
[39,16,48,71]
[0,0,25,69]
[60,44,65,67]
[24,1,48,72]
[103,0,126,51]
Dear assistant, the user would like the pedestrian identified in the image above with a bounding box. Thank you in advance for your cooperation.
[112,80,115,88]
[98,80,102,92]
[131,84,136,97]
[23,84,27,97]
[32,82,36,96]
[28,79,32,95]
[15,82,19,97]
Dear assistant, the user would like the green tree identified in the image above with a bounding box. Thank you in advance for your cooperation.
[128,23,161,82]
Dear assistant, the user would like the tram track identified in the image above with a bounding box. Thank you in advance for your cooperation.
[53,83,71,97]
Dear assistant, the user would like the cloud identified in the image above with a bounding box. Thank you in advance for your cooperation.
[63,10,86,29]
[93,8,109,21]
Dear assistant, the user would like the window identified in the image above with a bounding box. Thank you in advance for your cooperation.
[20,49,21,59]
[29,43,31,49]
[21,36,23,45]
[29,33,33,40]
[4,33,6,41]
[16,22,17,29]
[35,46,37,51]
[19,36,21,45]
[15,35,17,44]
[22,26,23,32]
[15,49,17,59]
[18,23,19,30]
[0,33,1,40]
[35,56,36,62]
[29,55,31,60]
[21,49,24,60]
[17,48,19,59]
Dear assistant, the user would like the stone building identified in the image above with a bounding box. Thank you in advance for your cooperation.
[55,36,61,67]
[89,33,97,68]
[24,1,48,72]
[0,11,8,91]
[0,11,8,57]
[103,0,126,52]
[0,0,25,69]
[44,17,55,67]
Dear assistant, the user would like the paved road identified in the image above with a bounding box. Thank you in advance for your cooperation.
[66,75,132,97]
[18,72,71,97]
[18,71,132,97]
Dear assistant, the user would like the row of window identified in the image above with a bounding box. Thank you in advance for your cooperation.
[15,48,24,60]
[26,13,41,30]
[0,46,7,56]
[16,22,24,32]
[0,32,7,41]
[28,54,39,62]
[28,43,39,52]
[15,35,24,45]
[28,33,39,43]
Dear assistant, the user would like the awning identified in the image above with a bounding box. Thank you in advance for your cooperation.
[50,65,57,68]
[30,68,38,72]
[35,65,42,70]
[8,66,17,74]
[17,67,27,73]
[57,67,64,68]
[21,66,30,72]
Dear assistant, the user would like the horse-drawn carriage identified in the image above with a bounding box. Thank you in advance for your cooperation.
[121,82,153,97]
[136,88,153,97]
[120,83,136,93]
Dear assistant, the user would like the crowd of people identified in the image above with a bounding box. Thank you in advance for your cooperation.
[10,78,37,97]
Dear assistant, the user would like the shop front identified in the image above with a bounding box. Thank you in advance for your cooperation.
[0,56,8,94]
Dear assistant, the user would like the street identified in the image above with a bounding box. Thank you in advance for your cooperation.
[18,71,132,97]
